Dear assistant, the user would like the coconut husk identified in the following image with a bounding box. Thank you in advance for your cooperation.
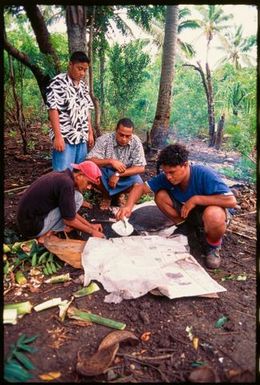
[44,235,86,268]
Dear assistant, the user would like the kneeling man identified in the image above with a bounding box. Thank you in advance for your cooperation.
[16,161,105,242]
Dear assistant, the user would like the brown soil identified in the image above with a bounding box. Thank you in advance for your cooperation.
[4,126,257,383]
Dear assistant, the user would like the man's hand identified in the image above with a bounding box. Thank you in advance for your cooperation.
[53,135,65,152]
[88,130,94,148]
[109,174,120,189]
[180,197,197,218]
[116,206,132,221]
[91,223,103,232]
[91,229,106,238]
[90,223,105,238]
[111,160,126,173]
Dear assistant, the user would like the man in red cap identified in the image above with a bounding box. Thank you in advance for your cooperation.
[16,161,105,242]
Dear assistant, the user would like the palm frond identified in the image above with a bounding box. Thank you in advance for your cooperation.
[241,35,256,51]
[178,20,200,33]
[178,7,191,19]
[178,40,196,58]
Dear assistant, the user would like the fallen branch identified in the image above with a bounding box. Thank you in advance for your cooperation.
[226,229,256,241]
[233,309,255,319]
[217,346,243,368]
[236,211,256,217]
[229,219,255,233]
[5,185,30,194]
[122,353,173,362]
[117,353,169,382]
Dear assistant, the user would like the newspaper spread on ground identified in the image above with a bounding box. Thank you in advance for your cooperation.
[82,235,226,303]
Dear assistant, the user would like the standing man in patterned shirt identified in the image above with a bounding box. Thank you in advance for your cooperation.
[45,51,94,171]
[87,118,146,209]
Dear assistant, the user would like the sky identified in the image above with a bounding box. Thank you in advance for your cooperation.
[180,4,257,68]
[49,4,257,67]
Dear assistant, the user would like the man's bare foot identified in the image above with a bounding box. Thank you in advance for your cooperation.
[82,200,93,209]
[100,198,111,210]
[117,193,127,207]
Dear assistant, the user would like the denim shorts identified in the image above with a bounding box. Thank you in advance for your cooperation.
[101,167,143,197]
[52,141,87,171]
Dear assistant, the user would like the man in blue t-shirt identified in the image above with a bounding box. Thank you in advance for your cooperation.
[116,143,237,269]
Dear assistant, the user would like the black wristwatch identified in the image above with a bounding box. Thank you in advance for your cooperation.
[114,172,120,177]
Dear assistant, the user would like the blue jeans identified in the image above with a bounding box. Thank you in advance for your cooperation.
[52,142,87,171]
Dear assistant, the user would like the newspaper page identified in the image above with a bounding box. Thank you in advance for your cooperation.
[82,235,226,303]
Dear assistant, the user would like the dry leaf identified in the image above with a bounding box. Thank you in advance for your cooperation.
[98,330,139,351]
[38,371,61,381]
[192,337,199,350]
[44,235,85,268]
[29,286,40,293]
[140,331,151,342]
[188,366,217,383]
[29,268,42,276]
[113,356,122,364]
[77,330,139,376]
[226,368,254,382]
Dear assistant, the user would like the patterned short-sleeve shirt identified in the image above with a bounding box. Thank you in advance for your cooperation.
[87,132,147,167]
[45,73,94,145]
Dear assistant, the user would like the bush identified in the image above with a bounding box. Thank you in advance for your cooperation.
[219,156,256,183]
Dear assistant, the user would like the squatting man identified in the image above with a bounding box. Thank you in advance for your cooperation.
[116,143,237,269]
[87,118,146,209]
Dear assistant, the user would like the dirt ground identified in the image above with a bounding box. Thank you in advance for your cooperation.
[4,126,257,383]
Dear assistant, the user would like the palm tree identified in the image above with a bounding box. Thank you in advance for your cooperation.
[130,6,200,59]
[216,25,256,69]
[128,6,200,148]
[183,5,233,146]
[150,5,178,148]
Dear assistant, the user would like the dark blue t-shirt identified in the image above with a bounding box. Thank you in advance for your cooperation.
[147,164,232,204]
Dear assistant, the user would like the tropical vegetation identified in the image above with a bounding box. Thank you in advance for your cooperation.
[4,4,257,181]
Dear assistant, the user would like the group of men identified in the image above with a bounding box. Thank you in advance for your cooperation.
[16,51,237,270]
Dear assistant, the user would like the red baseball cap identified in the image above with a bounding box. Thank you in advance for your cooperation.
[71,161,102,184]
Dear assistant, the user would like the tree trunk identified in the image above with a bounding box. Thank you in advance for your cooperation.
[66,5,87,54]
[24,5,61,73]
[8,54,28,154]
[4,37,51,102]
[215,113,225,150]
[4,5,60,102]
[88,6,102,137]
[99,48,105,123]
[150,5,178,148]
[183,61,216,148]
[206,63,215,147]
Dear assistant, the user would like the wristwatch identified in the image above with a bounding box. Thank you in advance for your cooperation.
[114,172,120,177]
